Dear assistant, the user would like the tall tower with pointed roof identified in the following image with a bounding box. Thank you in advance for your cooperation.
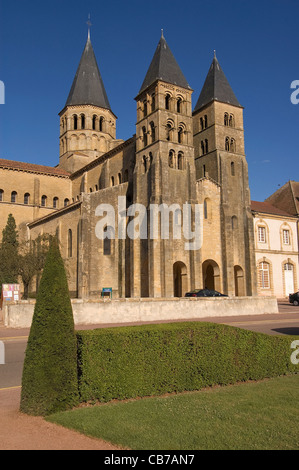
[132,33,199,298]
[58,34,119,173]
[193,54,257,296]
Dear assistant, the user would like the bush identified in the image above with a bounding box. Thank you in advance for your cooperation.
[76,322,298,403]
[20,238,79,416]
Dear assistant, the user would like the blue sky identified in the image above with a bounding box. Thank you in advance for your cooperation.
[0,0,298,202]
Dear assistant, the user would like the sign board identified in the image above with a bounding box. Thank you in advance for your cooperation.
[1,284,20,307]
[101,287,112,299]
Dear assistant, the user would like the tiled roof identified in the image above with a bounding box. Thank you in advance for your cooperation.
[138,32,191,94]
[65,36,111,110]
[251,200,294,217]
[0,158,70,177]
[194,54,241,112]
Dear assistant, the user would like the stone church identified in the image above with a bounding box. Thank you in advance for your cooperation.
[0,32,257,299]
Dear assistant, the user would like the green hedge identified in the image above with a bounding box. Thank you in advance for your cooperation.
[76,322,298,403]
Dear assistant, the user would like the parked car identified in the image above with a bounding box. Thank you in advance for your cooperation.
[185,289,228,298]
[289,292,299,306]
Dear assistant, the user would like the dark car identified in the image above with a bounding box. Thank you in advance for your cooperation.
[289,292,299,306]
[185,288,228,298]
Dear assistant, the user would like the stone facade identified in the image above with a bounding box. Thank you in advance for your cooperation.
[0,34,262,300]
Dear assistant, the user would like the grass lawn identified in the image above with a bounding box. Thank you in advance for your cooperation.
[47,374,299,450]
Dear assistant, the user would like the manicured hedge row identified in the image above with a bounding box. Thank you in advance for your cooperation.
[76,322,298,403]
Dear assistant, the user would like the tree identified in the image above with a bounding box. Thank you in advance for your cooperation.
[0,214,19,285]
[20,237,79,416]
[18,234,50,299]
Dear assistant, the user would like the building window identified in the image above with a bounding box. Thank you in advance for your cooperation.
[118,173,122,184]
[259,262,270,289]
[81,114,85,130]
[0,189,3,202]
[151,93,155,112]
[201,139,208,155]
[165,93,171,110]
[231,161,235,176]
[103,226,114,255]
[178,152,184,170]
[177,97,182,113]
[24,193,30,205]
[150,121,155,142]
[258,226,266,243]
[11,191,17,203]
[99,116,104,132]
[64,198,69,207]
[92,115,97,130]
[41,195,47,207]
[73,115,78,130]
[204,198,211,219]
[178,126,184,144]
[229,114,235,127]
[110,176,115,187]
[53,197,59,209]
[224,113,229,126]
[68,229,72,258]
[169,150,175,169]
[283,229,290,245]
[142,126,147,147]
[143,99,147,117]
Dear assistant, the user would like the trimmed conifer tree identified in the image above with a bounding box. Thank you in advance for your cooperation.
[20,237,79,416]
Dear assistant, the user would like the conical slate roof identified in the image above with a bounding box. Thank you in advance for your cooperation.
[65,36,111,110]
[194,54,241,112]
[139,32,191,94]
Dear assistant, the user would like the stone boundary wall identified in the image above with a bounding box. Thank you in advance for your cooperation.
[2,296,278,329]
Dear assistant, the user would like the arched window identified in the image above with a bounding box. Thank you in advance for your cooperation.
[118,173,122,184]
[81,114,85,130]
[259,261,270,289]
[92,115,97,130]
[224,113,229,126]
[99,116,104,132]
[142,126,147,147]
[231,161,235,176]
[73,115,78,130]
[24,193,30,205]
[178,125,184,144]
[68,229,72,258]
[230,138,236,152]
[143,155,147,173]
[64,198,69,207]
[165,93,171,110]
[229,114,235,127]
[143,99,147,117]
[110,176,115,187]
[0,189,3,202]
[166,121,173,141]
[201,141,205,155]
[11,191,17,203]
[178,152,184,170]
[41,195,47,207]
[225,137,230,151]
[150,121,155,142]
[200,117,204,130]
[177,97,182,113]
[53,197,59,208]
[205,139,208,153]
[151,93,156,112]
[169,150,175,169]
[204,115,208,128]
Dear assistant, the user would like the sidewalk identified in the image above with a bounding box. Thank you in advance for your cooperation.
[0,387,121,450]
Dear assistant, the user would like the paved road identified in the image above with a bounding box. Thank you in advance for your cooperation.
[0,301,298,390]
